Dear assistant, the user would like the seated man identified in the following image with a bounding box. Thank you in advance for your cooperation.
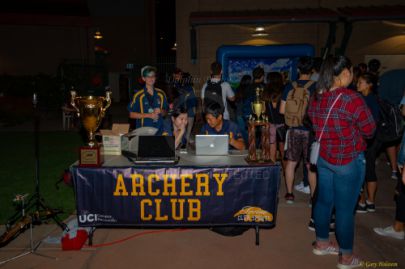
[200,103,245,150]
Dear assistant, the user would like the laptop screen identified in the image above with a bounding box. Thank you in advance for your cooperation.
[138,136,175,158]
[195,135,229,156]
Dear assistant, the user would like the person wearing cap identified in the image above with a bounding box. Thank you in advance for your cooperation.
[128,66,168,129]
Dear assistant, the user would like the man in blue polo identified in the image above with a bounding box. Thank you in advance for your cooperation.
[128,66,168,129]
[200,103,245,150]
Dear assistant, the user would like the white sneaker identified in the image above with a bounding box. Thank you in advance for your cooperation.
[373,226,404,240]
[391,171,399,180]
[294,182,304,191]
[295,183,310,194]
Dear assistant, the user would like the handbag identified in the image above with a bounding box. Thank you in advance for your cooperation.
[309,93,342,165]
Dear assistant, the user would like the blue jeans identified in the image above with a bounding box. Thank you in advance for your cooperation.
[314,153,365,255]
[236,116,248,144]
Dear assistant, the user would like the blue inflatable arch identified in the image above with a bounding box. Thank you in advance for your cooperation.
[216,44,314,88]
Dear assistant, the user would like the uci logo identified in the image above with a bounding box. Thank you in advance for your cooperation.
[78,214,98,223]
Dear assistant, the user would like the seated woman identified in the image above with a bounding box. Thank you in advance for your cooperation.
[200,103,245,150]
[156,106,188,149]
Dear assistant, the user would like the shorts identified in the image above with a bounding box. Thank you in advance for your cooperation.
[285,128,310,162]
[269,123,284,144]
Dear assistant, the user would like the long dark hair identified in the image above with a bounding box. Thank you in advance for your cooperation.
[235,75,252,102]
[171,105,188,118]
[358,72,377,93]
[263,72,284,103]
[316,55,352,95]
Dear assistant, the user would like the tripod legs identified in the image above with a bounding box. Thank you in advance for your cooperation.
[0,223,58,266]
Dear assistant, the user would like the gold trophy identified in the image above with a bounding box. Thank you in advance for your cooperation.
[247,87,271,163]
[71,90,112,167]
[251,87,266,123]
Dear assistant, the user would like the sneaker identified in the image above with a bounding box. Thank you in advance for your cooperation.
[308,219,315,231]
[295,182,311,194]
[294,181,304,190]
[391,171,399,180]
[285,193,295,204]
[366,201,375,212]
[373,226,405,240]
[329,223,335,235]
[356,203,367,213]
[337,255,362,269]
[312,241,339,256]
[307,219,335,234]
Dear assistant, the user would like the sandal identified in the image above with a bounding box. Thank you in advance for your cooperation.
[337,255,362,269]
[312,241,339,256]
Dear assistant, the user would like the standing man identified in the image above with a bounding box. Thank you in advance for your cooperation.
[128,65,168,129]
[201,61,235,120]
[279,56,317,204]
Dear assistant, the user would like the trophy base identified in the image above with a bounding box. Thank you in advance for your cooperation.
[79,145,104,167]
[245,157,275,165]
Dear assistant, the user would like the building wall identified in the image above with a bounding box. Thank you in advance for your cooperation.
[0,25,90,75]
[0,1,155,76]
[176,0,405,92]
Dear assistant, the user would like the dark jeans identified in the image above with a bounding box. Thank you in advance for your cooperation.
[314,153,365,255]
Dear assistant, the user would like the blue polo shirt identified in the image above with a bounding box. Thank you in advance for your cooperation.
[200,120,243,149]
[128,87,168,129]
[156,119,187,147]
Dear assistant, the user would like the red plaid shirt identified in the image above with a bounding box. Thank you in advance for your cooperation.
[308,88,376,165]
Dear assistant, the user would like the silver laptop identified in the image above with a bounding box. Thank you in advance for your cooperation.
[195,135,229,156]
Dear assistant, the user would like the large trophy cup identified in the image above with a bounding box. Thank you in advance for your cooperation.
[246,87,272,163]
[71,90,112,167]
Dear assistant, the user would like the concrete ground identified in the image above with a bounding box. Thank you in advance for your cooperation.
[0,104,404,268]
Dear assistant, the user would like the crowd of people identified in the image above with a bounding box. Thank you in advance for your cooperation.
[127,57,405,269]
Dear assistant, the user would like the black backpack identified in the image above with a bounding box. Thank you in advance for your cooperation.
[376,98,404,143]
[204,80,224,109]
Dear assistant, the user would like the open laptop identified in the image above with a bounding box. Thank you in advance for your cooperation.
[133,136,178,164]
[195,134,229,156]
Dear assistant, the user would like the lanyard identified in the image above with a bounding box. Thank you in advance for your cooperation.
[144,87,155,108]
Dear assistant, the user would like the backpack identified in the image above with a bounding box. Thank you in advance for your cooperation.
[376,98,404,143]
[284,81,314,127]
[204,80,224,109]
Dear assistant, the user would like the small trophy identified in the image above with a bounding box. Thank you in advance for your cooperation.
[246,87,272,163]
[71,90,112,167]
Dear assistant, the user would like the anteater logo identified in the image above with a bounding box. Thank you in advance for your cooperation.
[234,206,273,222]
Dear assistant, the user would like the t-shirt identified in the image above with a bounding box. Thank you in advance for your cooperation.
[362,93,380,122]
[200,120,242,149]
[171,82,197,117]
[201,78,235,120]
[128,87,168,129]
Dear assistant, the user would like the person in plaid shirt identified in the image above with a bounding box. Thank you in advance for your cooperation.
[308,56,376,269]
